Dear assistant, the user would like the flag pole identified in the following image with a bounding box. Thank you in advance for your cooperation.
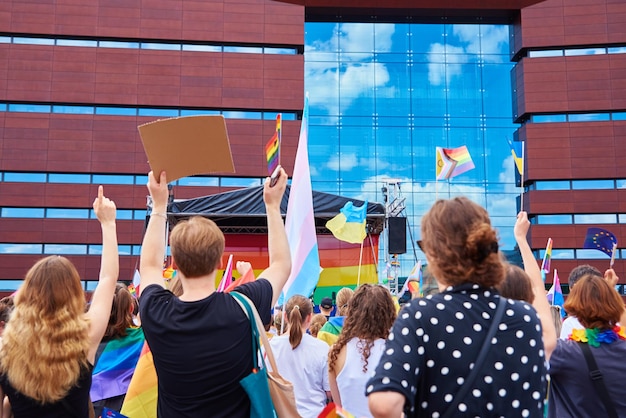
[357,239,364,287]
[367,233,378,273]
[520,141,526,210]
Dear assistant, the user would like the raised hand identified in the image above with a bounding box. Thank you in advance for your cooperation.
[147,171,169,210]
[93,185,116,225]
[263,166,287,210]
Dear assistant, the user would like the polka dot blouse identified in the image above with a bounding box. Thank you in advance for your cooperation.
[366,283,547,417]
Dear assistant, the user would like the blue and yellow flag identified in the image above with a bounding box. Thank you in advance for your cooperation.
[325,201,368,244]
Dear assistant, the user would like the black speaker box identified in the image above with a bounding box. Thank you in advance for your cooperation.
[388,217,407,254]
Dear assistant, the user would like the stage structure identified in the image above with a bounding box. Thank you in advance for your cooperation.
[156,185,386,303]
[381,180,418,295]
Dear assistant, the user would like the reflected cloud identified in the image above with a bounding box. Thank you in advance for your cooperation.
[305,24,394,115]
[327,153,358,171]
[428,25,509,86]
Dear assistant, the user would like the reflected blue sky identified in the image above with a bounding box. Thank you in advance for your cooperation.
[304,22,521,274]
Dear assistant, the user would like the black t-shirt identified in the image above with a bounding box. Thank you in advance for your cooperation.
[139,279,273,418]
[0,364,93,418]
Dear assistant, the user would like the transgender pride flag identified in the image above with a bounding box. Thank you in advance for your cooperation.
[281,94,321,303]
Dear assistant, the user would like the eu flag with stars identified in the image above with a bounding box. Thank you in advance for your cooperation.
[583,227,618,257]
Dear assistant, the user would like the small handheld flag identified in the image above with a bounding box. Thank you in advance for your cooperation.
[541,238,552,273]
[435,146,475,180]
[506,138,524,176]
[546,269,565,318]
[217,254,234,292]
[265,114,282,176]
[583,227,618,257]
[400,260,422,295]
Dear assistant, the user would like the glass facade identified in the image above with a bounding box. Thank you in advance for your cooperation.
[304,22,521,277]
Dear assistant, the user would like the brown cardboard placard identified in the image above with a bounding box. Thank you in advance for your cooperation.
[138,115,235,182]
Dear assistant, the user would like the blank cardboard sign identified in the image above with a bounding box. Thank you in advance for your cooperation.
[138,115,235,182]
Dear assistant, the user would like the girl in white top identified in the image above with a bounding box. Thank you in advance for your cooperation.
[270,295,330,418]
[328,284,397,418]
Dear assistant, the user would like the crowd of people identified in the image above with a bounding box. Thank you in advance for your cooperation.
[0,170,624,418]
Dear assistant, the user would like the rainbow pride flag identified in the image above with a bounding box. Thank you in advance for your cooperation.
[436,145,475,180]
[318,402,356,418]
[541,238,552,273]
[317,316,345,346]
[90,327,145,403]
[265,114,282,176]
[120,342,158,418]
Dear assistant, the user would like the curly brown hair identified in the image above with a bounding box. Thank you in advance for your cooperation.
[421,197,505,288]
[328,284,396,373]
[308,313,327,338]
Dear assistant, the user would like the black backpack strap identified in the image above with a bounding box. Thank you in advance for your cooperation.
[441,297,507,418]
[578,342,618,418]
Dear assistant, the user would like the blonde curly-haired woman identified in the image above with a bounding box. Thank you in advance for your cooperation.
[0,186,119,417]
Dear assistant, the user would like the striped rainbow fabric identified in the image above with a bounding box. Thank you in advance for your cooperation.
[119,342,158,418]
[90,327,145,403]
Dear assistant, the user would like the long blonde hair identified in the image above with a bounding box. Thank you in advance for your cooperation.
[1,256,90,403]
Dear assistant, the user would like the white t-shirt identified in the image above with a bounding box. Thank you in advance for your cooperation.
[270,333,330,418]
[336,338,386,418]
[560,316,582,339]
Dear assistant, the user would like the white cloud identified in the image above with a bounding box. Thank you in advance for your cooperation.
[327,153,358,171]
[428,25,509,85]
[305,23,394,115]
[427,43,465,85]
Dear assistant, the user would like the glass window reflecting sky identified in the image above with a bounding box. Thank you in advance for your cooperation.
[304,22,521,273]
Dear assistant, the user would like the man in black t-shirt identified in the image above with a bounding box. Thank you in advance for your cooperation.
[139,168,291,418]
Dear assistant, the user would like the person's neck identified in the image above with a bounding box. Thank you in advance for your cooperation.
[179,271,217,302]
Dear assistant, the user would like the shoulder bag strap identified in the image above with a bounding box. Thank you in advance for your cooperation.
[577,342,618,418]
[231,292,281,374]
[441,296,507,418]
[231,292,261,369]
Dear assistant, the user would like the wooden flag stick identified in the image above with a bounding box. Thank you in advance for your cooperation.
[610,242,618,269]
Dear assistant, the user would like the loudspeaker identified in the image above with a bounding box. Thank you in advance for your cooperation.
[388,217,407,254]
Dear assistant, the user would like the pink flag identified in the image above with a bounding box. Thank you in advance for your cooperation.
[217,254,233,292]
[281,94,321,303]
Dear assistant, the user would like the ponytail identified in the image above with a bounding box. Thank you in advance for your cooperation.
[285,295,312,350]
[288,305,303,349]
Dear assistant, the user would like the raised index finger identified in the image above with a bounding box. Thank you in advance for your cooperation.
[98,185,104,202]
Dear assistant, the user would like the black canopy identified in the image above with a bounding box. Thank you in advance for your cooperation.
[167,185,385,235]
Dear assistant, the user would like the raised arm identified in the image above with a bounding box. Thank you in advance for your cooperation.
[603,268,626,325]
[514,211,556,359]
[139,171,169,294]
[86,185,119,363]
[257,167,291,305]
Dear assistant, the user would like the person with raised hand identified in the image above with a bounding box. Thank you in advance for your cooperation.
[513,211,557,360]
[0,185,119,417]
[138,168,291,417]
[367,197,547,418]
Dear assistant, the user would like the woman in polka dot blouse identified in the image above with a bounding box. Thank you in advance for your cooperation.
[367,197,548,417]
